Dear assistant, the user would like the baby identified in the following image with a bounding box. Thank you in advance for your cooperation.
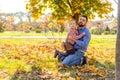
[54,19,85,58]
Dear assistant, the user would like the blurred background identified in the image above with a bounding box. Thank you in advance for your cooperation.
[0,0,118,37]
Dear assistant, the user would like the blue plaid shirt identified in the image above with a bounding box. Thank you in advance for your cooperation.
[74,27,91,52]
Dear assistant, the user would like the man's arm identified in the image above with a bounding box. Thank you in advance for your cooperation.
[74,30,91,49]
[75,34,90,48]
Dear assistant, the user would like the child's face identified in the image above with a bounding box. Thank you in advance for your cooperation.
[69,20,77,29]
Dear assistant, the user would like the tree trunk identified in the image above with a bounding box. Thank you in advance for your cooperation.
[72,13,80,23]
[115,0,120,80]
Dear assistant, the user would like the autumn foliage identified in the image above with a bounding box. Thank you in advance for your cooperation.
[26,0,113,21]
[0,38,115,79]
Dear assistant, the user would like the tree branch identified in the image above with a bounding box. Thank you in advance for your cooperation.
[58,4,72,16]
[67,0,72,9]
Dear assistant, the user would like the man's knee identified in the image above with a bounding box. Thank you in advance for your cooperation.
[62,57,71,65]
[62,55,76,66]
[62,59,69,65]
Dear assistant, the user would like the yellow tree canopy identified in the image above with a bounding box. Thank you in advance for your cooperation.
[26,0,113,22]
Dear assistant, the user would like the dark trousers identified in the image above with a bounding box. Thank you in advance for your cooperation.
[58,48,76,61]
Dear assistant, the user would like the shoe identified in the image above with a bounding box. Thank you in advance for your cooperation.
[54,50,60,58]
[82,56,87,65]
[80,57,84,65]
[80,56,87,65]
[54,50,58,58]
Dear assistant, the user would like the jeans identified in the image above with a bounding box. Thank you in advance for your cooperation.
[59,50,84,66]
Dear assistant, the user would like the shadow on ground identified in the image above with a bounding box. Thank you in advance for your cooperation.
[10,58,115,80]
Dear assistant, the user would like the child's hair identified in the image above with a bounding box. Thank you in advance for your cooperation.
[69,19,77,29]
[69,19,76,26]
[69,19,76,23]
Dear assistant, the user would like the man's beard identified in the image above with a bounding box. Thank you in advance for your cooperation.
[78,23,84,27]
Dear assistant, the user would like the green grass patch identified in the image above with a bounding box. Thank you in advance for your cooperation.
[0,31,67,37]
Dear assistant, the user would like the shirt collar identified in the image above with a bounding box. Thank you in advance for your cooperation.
[78,27,86,30]
[81,27,86,30]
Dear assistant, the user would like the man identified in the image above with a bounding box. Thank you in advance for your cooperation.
[55,15,91,66]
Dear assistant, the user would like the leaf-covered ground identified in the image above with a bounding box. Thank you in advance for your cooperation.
[0,38,115,80]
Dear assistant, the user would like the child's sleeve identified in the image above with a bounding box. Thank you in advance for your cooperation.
[76,32,85,39]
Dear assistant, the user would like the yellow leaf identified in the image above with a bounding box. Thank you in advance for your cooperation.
[65,72,71,77]
[76,76,82,80]
[48,23,53,29]
[68,77,75,80]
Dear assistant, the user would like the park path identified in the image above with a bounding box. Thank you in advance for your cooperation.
[0,35,116,39]
[0,36,66,39]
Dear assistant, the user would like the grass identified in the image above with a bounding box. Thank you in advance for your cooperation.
[90,38,116,48]
[0,31,117,38]
[0,31,67,37]
[0,35,116,79]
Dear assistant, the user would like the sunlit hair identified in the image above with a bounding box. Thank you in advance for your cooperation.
[66,19,77,31]
[69,19,76,24]
[69,19,78,29]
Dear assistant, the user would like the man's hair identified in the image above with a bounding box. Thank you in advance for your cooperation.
[81,15,88,22]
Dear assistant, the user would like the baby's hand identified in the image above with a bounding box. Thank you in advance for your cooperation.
[76,36,80,39]
[82,32,86,35]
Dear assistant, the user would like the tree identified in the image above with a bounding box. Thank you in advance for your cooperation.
[26,0,113,22]
[116,0,120,80]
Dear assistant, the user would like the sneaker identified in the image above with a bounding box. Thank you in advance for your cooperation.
[80,57,84,65]
[54,50,63,58]
[54,50,59,58]
[82,56,87,65]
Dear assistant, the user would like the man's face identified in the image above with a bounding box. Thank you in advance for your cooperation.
[78,17,87,27]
